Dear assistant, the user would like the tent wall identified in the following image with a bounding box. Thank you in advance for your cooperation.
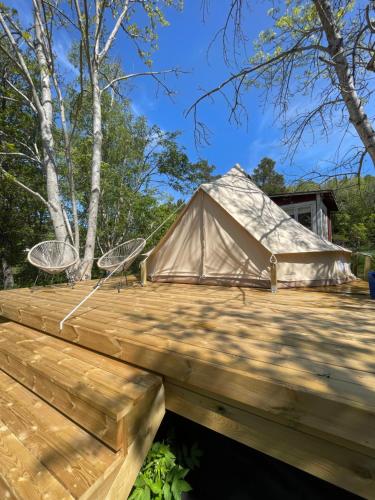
[147,192,203,279]
[202,193,270,283]
[147,190,271,286]
[276,252,354,287]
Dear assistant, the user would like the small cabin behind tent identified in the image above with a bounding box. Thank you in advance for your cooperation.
[270,190,338,242]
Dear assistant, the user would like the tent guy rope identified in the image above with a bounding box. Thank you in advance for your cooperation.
[58,203,184,330]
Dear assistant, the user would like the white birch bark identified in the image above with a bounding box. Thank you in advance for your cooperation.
[33,1,69,242]
[77,0,130,279]
[79,67,102,279]
[314,0,375,164]
[1,258,14,289]
[53,75,80,252]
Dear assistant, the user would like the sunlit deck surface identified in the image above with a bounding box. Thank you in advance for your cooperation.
[0,278,374,497]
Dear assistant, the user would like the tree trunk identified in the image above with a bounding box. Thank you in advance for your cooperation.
[2,258,14,289]
[34,2,69,242]
[314,0,375,165]
[79,67,102,279]
[53,74,80,253]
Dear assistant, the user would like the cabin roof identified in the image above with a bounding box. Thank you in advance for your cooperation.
[270,189,339,211]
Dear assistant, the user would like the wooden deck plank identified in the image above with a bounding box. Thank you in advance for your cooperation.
[0,279,374,497]
[0,322,155,404]
[0,420,72,500]
[2,284,372,354]
[8,284,375,348]
[0,371,122,499]
[11,281,374,320]
[165,381,375,499]
[101,385,165,500]
[1,289,375,440]
[3,314,375,459]
[13,289,373,352]
[0,321,161,451]
[2,291,374,390]
[1,290,374,430]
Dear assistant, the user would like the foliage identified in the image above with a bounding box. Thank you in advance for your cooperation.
[348,223,368,250]
[0,49,50,287]
[0,58,214,285]
[69,91,214,253]
[251,0,375,173]
[252,157,286,194]
[129,442,193,500]
[0,0,185,278]
[367,214,375,248]
[327,175,375,250]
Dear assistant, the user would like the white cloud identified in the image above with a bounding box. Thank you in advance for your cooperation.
[54,40,79,77]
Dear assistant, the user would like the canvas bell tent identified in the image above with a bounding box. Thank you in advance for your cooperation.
[145,165,355,289]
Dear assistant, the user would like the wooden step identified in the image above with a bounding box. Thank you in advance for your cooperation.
[0,321,162,451]
[0,370,123,499]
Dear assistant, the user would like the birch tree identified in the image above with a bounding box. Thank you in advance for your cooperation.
[0,0,180,278]
[69,0,180,277]
[0,46,50,288]
[190,0,375,177]
[0,4,70,242]
[72,91,214,253]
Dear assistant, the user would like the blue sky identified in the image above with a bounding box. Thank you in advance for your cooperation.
[9,0,373,186]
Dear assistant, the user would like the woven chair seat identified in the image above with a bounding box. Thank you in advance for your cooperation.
[98,238,146,274]
[27,240,79,275]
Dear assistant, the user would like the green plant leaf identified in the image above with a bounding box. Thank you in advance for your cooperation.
[171,477,192,500]
[143,476,162,495]
[128,487,145,500]
[143,485,151,500]
[163,482,172,500]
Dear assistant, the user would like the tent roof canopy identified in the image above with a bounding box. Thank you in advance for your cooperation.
[196,164,349,255]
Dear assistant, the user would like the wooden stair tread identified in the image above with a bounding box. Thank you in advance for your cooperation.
[0,370,122,499]
[0,321,162,450]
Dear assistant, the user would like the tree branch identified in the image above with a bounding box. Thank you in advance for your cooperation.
[42,0,80,30]
[98,0,130,63]
[366,4,375,34]
[5,78,37,113]
[73,0,93,82]
[0,151,41,163]
[185,43,329,118]
[0,165,51,208]
[100,68,179,92]
[0,11,44,119]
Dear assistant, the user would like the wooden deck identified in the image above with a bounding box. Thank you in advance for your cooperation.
[0,278,374,498]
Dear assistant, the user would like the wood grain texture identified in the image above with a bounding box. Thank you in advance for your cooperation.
[99,385,165,500]
[0,371,122,499]
[165,381,375,499]
[0,321,161,451]
[0,278,374,497]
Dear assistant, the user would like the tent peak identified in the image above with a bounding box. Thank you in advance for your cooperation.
[224,163,250,179]
[206,164,253,187]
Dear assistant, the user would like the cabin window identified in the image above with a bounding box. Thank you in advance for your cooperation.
[297,208,312,230]
[283,203,315,232]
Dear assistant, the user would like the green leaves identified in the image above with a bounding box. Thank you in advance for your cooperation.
[252,157,286,195]
[69,89,215,252]
[129,442,193,500]
[170,467,191,499]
